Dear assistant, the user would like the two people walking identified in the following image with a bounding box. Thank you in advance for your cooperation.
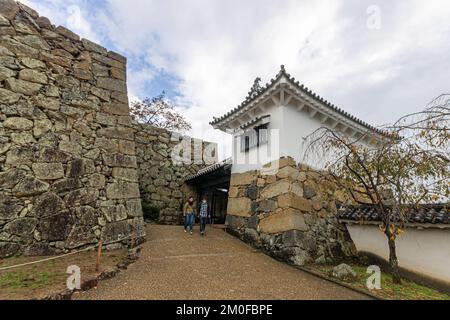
[183,196,210,236]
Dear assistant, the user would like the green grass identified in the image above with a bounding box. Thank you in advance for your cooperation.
[0,270,54,289]
[318,264,450,300]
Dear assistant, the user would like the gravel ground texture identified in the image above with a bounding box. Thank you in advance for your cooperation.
[74,224,370,300]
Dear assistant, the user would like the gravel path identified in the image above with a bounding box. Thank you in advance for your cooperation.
[75,224,370,300]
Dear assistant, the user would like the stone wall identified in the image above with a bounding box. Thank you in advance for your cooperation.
[226,157,357,266]
[134,123,217,225]
[0,1,144,258]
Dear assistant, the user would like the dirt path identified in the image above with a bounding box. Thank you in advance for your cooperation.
[75,224,370,300]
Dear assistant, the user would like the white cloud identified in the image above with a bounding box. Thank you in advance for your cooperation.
[22,0,450,159]
[22,0,100,42]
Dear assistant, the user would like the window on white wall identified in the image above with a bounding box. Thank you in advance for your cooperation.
[239,124,269,153]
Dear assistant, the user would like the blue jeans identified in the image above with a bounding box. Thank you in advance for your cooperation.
[184,214,194,231]
[200,217,208,233]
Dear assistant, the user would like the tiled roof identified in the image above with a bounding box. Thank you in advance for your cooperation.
[210,65,389,136]
[338,204,450,225]
[185,158,232,182]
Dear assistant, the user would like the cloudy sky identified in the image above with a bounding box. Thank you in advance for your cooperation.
[22,0,450,159]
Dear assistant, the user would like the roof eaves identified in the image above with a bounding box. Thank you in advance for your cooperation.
[211,65,392,137]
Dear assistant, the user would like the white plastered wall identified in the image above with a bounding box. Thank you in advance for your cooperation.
[347,224,450,284]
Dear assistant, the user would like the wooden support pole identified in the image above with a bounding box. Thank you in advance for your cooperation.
[95,240,102,272]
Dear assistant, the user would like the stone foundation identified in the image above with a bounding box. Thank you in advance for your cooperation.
[0,1,144,258]
[134,124,217,225]
[226,157,357,266]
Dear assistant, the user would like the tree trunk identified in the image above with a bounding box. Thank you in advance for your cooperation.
[387,236,402,284]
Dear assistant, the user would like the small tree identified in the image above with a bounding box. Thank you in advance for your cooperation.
[130,92,192,131]
[303,95,449,284]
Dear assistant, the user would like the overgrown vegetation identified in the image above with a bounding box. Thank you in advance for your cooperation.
[0,269,53,289]
[0,250,127,300]
[304,94,450,284]
[130,92,192,132]
[315,264,450,300]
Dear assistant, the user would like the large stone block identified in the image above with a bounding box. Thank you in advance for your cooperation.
[112,167,139,182]
[32,192,66,218]
[2,37,39,58]
[97,77,127,93]
[95,137,118,152]
[52,178,80,193]
[6,147,34,165]
[87,173,106,189]
[101,220,131,243]
[39,211,73,241]
[103,154,137,168]
[0,193,23,220]
[15,35,50,51]
[0,88,21,104]
[18,69,48,84]
[102,102,129,116]
[38,147,72,163]
[230,171,257,186]
[33,95,60,111]
[108,51,127,64]
[225,215,248,230]
[227,197,252,217]
[0,242,21,258]
[55,25,80,41]
[82,38,107,55]
[4,218,38,237]
[97,126,134,141]
[260,179,290,199]
[5,78,42,95]
[0,142,11,155]
[263,157,296,171]
[282,230,305,247]
[65,226,97,249]
[0,169,25,189]
[228,186,239,198]
[259,208,309,234]
[276,166,298,179]
[92,53,124,68]
[0,65,16,81]
[101,204,128,222]
[64,188,98,207]
[126,199,143,218]
[303,182,317,199]
[34,118,52,137]
[0,0,20,20]
[24,243,57,257]
[118,140,135,155]
[20,57,46,69]
[67,158,95,178]
[32,163,64,180]
[70,206,100,228]
[4,117,33,130]
[13,176,49,197]
[111,91,128,104]
[59,140,82,156]
[11,132,36,145]
[246,185,258,200]
[278,193,312,212]
[256,199,276,213]
[106,182,140,200]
